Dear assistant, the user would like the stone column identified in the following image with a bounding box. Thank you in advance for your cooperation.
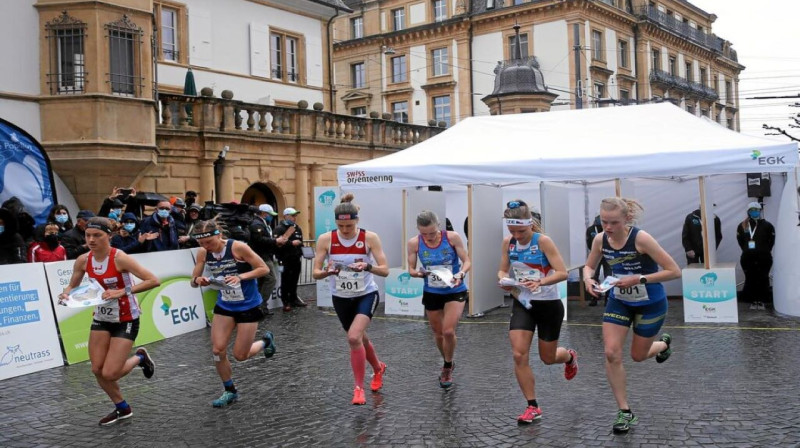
[219,160,236,203]
[295,163,310,237]
[199,160,215,203]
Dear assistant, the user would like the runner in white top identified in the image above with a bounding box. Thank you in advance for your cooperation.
[312,194,390,406]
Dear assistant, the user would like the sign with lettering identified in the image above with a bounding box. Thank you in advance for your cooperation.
[682,266,738,323]
[384,268,424,316]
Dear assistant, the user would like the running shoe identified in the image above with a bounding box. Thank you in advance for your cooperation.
[612,410,638,434]
[517,405,543,424]
[370,362,387,392]
[352,386,366,405]
[211,391,239,408]
[655,333,672,364]
[564,349,578,380]
[99,407,133,426]
[135,347,155,379]
[439,362,454,388]
[749,302,758,310]
[262,331,276,358]
[757,301,766,310]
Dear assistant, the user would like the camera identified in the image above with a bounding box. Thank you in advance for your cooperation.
[199,201,259,242]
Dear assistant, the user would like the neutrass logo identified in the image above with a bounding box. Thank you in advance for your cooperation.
[345,170,393,184]
[751,150,785,166]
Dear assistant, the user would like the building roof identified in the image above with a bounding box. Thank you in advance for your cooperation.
[306,0,354,13]
[342,0,363,8]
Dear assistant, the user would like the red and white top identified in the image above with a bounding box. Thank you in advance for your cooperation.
[328,229,377,298]
[87,248,140,322]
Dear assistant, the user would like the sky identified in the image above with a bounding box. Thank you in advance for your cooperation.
[689,0,800,141]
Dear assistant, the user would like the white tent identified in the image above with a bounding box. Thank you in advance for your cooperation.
[338,103,797,189]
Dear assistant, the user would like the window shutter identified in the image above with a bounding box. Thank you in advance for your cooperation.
[250,23,270,78]
[189,8,212,67]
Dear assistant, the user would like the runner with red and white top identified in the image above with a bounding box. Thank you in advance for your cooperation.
[313,193,390,406]
[58,217,160,426]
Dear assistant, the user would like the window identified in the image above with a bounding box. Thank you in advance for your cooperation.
[433,95,451,126]
[618,40,628,68]
[620,89,630,102]
[161,7,178,61]
[391,55,407,83]
[700,68,707,86]
[685,62,692,82]
[594,82,605,100]
[508,33,529,59]
[433,0,446,22]
[432,47,449,76]
[513,0,526,4]
[392,8,405,31]
[351,106,367,117]
[591,30,603,61]
[392,101,409,123]
[106,15,144,96]
[352,62,366,88]
[45,11,87,94]
[651,49,660,70]
[668,56,676,76]
[687,104,695,115]
[271,31,302,82]
[725,80,733,102]
[351,17,363,39]
[727,117,734,130]
[701,108,709,117]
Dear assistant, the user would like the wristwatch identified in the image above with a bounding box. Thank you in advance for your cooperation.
[639,275,648,284]
[454,272,465,280]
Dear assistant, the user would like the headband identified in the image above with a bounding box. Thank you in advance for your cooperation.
[193,229,221,239]
[336,213,358,220]
[86,222,111,234]
[504,218,533,226]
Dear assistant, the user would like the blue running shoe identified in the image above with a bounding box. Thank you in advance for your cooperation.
[262,331,276,358]
[212,391,238,408]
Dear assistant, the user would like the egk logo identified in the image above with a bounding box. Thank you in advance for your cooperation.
[751,150,785,166]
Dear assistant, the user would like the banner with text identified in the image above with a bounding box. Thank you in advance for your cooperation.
[384,268,425,316]
[682,266,738,323]
[0,263,64,381]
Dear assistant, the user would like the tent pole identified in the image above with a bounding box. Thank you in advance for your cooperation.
[467,184,474,316]
[402,189,408,270]
[539,182,546,232]
[698,176,711,269]
[615,178,622,197]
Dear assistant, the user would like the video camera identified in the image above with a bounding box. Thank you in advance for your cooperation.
[199,201,259,242]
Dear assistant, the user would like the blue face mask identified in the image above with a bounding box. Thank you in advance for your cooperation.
[0,226,4,235]
[55,214,69,224]
[748,210,761,219]
[108,212,119,221]
[157,209,171,219]
[111,209,122,217]
[123,223,136,232]
[265,215,274,223]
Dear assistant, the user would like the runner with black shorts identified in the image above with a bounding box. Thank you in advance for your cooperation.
[584,197,680,434]
[312,194,389,405]
[497,200,578,424]
[407,210,470,388]
[190,219,275,408]
[58,217,160,426]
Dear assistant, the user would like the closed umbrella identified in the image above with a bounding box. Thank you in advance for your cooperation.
[183,68,197,123]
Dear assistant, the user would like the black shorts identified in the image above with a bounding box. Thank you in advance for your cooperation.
[509,299,564,342]
[91,319,140,341]
[332,291,380,331]
[422,291,469,311]
[213,304,264,323]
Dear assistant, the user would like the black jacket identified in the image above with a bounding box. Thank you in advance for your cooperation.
[585,216,602,251]
[139,213,179,252]
[682,210,722,256]
[61,225,89,260]
[274,219,303,261]
[0,208,26,265]
[249,216,278,260]
[736,218,775,257]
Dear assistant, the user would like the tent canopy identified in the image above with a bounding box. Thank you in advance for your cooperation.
[338,103,798,189]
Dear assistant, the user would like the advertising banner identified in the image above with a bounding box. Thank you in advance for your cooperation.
[314,187,340,240]
[46,249,207,364]
[0,263,64,381]
[384,268,424,316]
[682,265,738,323]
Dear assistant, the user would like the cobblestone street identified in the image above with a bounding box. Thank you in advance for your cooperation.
[2,287,799,447]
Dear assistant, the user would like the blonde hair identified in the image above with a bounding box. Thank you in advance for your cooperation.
[335,193,359,216]
[600,197,643,224]
[504,199,542,233]
[192,217,224,236]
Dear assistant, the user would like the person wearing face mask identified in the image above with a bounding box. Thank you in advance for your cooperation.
[248,204,280,316]
[48,205,74,233]
[29,222,67,262]
[138,200,179,252]
[98,187,135,218]
[274,207,306,311]
[736,202,775,310]
[111,213,146,254]
[0,207,27,265]
[62,210,95,259]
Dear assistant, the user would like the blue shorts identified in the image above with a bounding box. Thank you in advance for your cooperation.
[603,297,667,338]
[332,291,380,331]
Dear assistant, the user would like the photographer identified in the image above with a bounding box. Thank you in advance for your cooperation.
[249,204,280,316]
[275,207,306,311]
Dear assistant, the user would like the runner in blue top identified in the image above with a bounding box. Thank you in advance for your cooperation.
[407,210,471,388]
[584,197,681,434]
[190,219,276,408]
[497,200,578,425]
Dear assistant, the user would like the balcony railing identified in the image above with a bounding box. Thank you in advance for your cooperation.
[156,92,442,149]
[636,6,729,55]
[649,69,719,101]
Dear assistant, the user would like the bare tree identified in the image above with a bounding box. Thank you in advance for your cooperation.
[762,104,800,142]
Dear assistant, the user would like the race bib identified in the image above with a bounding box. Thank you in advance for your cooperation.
[613,284,649,302]
[335,270,367,296]
[94,304,119,321]
[428,265,452,288]
[220,285,245,302]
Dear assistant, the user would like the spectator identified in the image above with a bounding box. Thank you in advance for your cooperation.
[179,204,202,248]
[111,212,146,254]
[682,207,722,264]
[184,190,198,208]
[98,187,135,218]
[139,200,179,252]
[249,204,280,316]
[585,214,611,307]
[736,202,775,310]
[171,197,188,237]
[274,207,306,311]
[62,209,94,259]
[0,207,26,265]
[48,204,74,233]
[15,211,36,245]
[29,222,67,262]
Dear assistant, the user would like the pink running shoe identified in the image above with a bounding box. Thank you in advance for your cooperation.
[517,405,543,424]
[564,349,578,381]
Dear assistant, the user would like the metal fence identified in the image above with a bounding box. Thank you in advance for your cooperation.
[298,240,316,285]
